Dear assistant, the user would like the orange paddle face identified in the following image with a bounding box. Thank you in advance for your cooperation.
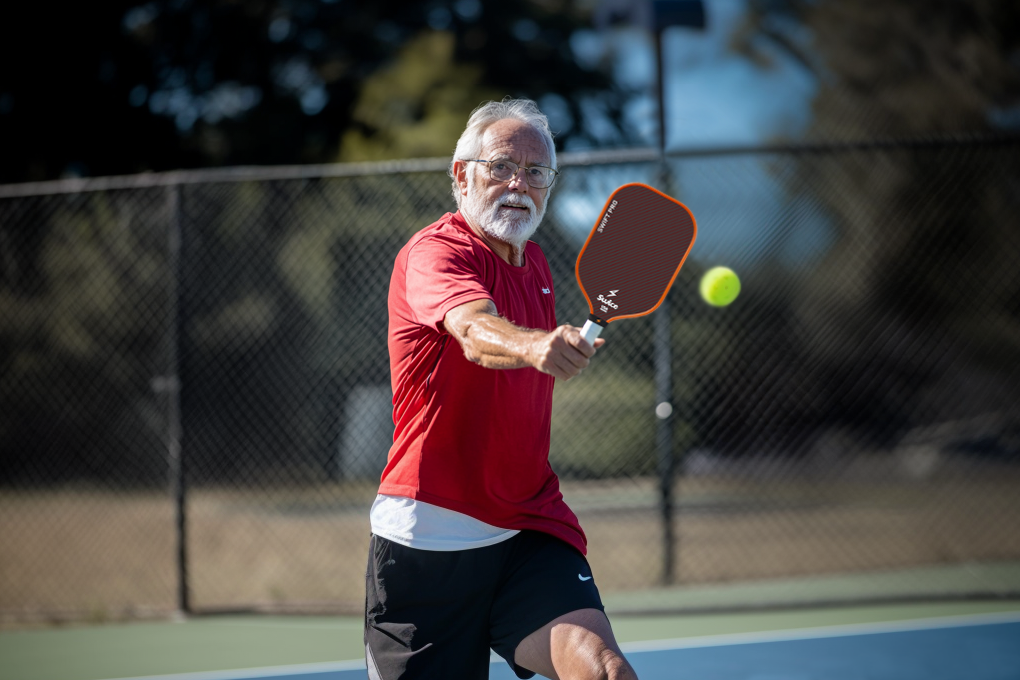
[576,183,697,331]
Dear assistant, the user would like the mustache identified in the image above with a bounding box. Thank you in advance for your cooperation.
[494,192,535,211]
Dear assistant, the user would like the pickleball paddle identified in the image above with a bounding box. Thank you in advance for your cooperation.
[576,183,697,343]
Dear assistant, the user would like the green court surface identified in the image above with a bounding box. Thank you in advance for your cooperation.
[600,560,1020,613]
[3,600,1020,680]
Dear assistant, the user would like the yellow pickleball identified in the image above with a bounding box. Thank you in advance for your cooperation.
[699,266,741,307]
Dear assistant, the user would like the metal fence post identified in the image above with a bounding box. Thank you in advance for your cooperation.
[651,0,706,588]
[653,19,677,588]
[654,298,676,585]
[165,182,190,615]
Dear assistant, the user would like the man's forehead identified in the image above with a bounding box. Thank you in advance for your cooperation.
[480,120,550,163]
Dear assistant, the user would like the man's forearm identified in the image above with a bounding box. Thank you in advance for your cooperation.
[445,300,541,369]
[444,299,600,380]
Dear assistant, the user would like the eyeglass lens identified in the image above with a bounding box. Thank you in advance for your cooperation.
[488,160,554,188]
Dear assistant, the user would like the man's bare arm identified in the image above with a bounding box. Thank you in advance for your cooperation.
[443,299,604,380]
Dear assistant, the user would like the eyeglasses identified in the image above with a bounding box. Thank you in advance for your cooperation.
[462,159,558,189]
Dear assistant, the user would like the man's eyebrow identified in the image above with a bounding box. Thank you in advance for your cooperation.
[488,154,551,167]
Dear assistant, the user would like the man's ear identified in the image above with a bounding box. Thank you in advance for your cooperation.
[453,160,470,197]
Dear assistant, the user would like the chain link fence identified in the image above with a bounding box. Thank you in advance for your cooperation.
[2,140,1019,625]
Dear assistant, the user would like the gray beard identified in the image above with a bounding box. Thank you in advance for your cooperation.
[462,182,545,250]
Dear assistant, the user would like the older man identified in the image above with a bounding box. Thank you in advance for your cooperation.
[365,99,637,680]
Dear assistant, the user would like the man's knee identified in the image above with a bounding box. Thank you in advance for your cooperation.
[595,645,638,680]
[514,608,639,680]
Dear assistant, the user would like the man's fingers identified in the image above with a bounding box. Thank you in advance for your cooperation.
[565,326,606,355]
[532,326,604,380]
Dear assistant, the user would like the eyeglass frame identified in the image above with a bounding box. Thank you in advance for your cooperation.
[460,158,559,189]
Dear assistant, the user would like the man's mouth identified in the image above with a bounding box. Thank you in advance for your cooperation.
[500,203,529,212]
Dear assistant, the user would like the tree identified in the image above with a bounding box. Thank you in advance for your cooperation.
[0,0,632,184]
[734,0,1020,140]
[704,0,1020,452]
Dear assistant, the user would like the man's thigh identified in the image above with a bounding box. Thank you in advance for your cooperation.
[364,535,494,679]
[489,531,607,679]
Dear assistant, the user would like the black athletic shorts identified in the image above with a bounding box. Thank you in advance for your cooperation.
[364,530,605,679]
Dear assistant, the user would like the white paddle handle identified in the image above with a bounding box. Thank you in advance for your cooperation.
[580,318,604,345]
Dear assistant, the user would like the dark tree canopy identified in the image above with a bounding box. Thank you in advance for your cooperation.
[734,0,1020,141]
[0,0,632,184]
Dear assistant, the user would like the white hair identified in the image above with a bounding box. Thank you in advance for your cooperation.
[449,98,557,208]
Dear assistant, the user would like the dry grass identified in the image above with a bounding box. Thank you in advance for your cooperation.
[2,468,1019,627]
[578,471,1020,591]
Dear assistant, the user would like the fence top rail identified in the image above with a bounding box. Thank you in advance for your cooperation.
[1,134,1015,199]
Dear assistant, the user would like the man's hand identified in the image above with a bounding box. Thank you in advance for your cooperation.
[444,299,605,380]
[526,324,604,380]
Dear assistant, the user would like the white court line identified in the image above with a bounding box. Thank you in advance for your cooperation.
[192,620,359,632]
[620,609,1020,654]
[102,659,365,680]
[104,610,1020,680]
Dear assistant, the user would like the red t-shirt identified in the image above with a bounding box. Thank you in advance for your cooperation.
[381,211,587,554]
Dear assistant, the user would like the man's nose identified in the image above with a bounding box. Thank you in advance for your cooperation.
[506,167,529,191]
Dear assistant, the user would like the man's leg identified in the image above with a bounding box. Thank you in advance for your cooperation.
[364,535,494,679]
[487,532,636,680]
[514,608,638,680]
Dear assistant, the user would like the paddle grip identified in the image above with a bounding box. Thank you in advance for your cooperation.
[580,317,604,345]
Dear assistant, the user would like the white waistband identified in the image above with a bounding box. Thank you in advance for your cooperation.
[370,494,519,551]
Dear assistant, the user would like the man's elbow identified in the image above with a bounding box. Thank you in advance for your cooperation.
[451,322,483,364]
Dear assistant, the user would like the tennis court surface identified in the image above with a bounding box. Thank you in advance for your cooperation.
[3,601,1018,680]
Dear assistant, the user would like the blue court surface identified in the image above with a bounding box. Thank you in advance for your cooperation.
[97,612,1020,680]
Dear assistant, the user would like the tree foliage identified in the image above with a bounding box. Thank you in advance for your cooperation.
[698,0,1020,454]
[1,0,629,184]
[734,0,1020,140]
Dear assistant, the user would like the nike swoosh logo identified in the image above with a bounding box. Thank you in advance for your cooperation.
[578,574,593,581]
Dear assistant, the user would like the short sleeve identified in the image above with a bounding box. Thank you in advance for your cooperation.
[403,234,493,331]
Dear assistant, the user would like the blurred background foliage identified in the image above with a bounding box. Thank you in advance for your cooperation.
[1,0,1019,477]
[736,0,1020,140]
[0,0,628,183]
[2,0,1017,184]
[732,0,1020,457]
[2,2,1018,476]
